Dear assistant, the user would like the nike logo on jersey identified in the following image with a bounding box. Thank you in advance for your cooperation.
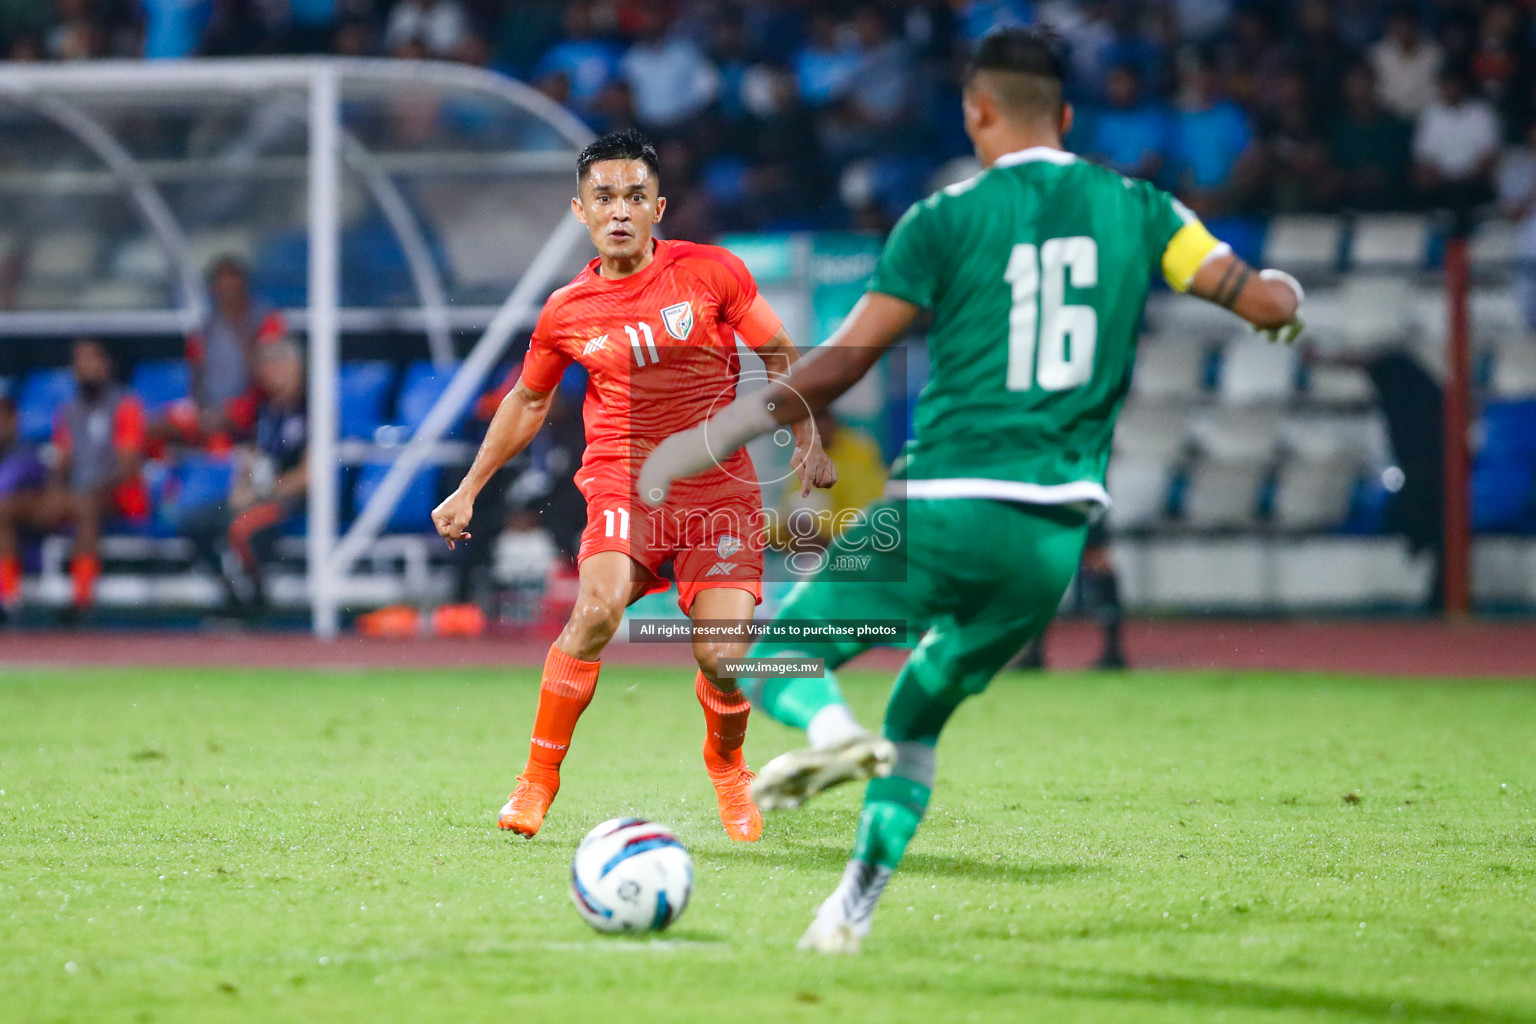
[704,561,738,577]
[582,334,609,356]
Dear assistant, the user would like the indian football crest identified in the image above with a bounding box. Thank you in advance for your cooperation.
[716,535,741,559]
[661,301,695,341]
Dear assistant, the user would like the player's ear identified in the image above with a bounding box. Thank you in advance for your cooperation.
[571,195,587,224]
[1059,102,1074,140]
[654,195,666,222]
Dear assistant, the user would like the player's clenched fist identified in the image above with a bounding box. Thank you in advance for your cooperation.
[431,489,475,550]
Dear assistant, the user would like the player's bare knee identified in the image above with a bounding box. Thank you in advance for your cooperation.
[565,596,624,652]
[691,641,745,684]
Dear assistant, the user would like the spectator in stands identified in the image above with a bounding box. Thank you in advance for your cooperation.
[1255,67,1334,212]
[743,63,830,226]
[1087,64,1170,184]
[1288,0,1355,117]
[492,0,562,80]
[48,0,106,59]
[139,0,213,58]
[181,340,307,617]
[795,10,860,108]
[820,7,914,163]
[531,1,621,119]
[619,5,718,132]
[1469,2,1521,112]
[158,255,285,452]
[383,0,467,58]
[0,394,46,616]
[1413,68,1500,214]
[1061,2,1115,102]
[1331,62,1414,211]
[1369,6,1443,120]
[1497,119,1536,331]
[1172,57,1256,217]
[0,339,147,621]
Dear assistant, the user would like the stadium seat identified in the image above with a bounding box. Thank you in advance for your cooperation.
[1472,461,1535,532]
[1279,413,1377,465]
[16,367,73,442]
[354,461,440,533]
[1348,214,1428,272]
[1180,463,1266,530]
[1481,399,1536,464]
[1112,402,1191,461]
[394,360,466,439]
[1338,276,1414,349]
[1272,461,1359,531]
[1189,407,1281,466]
[28,229,99,279]
[1217,336,1297,405]
[1490,342,1536,398]
[1303,363,1375,405]
[338,361,397,440]
[1261,215,1343,274]
[1470,220,1518,266]
[1105,456,1173,529]
[1130,341,1208,401]
[171,455,234,520]
[130,360,191,413]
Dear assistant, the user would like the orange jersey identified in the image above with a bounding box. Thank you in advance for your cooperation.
[519,239,782,503]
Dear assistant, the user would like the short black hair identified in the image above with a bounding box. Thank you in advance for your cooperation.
[964,26,1066,86]
[964,27,1067,121]
[576,129,660,188]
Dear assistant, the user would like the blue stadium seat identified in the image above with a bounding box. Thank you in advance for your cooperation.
[394,360,466,439]
[130,360,190,413]
[354,461,439,533]
[16,367,73,442]
[338,361,397,440]
[1481,400,1536,465]
[1472,462,1535,532]
[172,455,234,520]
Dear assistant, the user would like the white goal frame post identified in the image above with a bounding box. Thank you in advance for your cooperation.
[0,59,595,637]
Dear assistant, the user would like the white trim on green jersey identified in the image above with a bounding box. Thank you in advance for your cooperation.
[889,477,1110,508]
[991,146,1078,169]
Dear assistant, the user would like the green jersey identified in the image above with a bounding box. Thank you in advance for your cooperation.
[870,146,1223,506]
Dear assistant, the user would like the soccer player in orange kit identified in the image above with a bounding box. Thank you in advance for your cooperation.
[431,130,836,841]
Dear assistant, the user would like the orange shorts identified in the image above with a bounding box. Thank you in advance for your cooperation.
[577,472,764,615]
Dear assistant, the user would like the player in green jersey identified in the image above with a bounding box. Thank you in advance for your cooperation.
[639,27,1305,953]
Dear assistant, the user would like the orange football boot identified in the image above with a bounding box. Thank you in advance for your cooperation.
[706,753,763,842]
[498,774,558,836]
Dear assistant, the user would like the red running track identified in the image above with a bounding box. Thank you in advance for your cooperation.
[0,620,1531,678]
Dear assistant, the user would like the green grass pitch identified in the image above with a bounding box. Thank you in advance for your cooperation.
[2,665,1533,1024]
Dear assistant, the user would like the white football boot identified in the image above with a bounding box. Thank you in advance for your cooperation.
[751,733,896,812]
[796,861,893,954]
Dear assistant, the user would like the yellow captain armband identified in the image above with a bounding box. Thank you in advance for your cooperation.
[1161,220,1230,293]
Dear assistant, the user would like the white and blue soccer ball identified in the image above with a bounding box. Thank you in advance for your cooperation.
[569,818,693,933]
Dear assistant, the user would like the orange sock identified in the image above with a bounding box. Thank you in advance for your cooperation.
[696,672,751,768]
[70,554,100,610]
[522,644,601,784]
[0,556,19,605]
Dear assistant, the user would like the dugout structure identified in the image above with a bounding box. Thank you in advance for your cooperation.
[0,59,594,636]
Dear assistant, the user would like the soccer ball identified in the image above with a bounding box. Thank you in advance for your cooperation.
[569,818,693,933]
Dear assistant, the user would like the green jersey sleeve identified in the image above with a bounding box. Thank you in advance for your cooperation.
[868,197,944,309]
[1136,181,1227,293]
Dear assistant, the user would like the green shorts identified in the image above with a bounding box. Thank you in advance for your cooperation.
[756,497,1089,698]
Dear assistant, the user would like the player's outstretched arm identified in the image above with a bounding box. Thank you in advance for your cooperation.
[1188,251,1305,344]
[640,293,918,506]
[755,327,837,496]
[431,379,554,549]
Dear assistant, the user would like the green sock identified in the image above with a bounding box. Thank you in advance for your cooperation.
[740,648,848,732]
[852,774,932,869]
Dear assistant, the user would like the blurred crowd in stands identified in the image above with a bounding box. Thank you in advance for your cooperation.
[4,0,1536,233]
